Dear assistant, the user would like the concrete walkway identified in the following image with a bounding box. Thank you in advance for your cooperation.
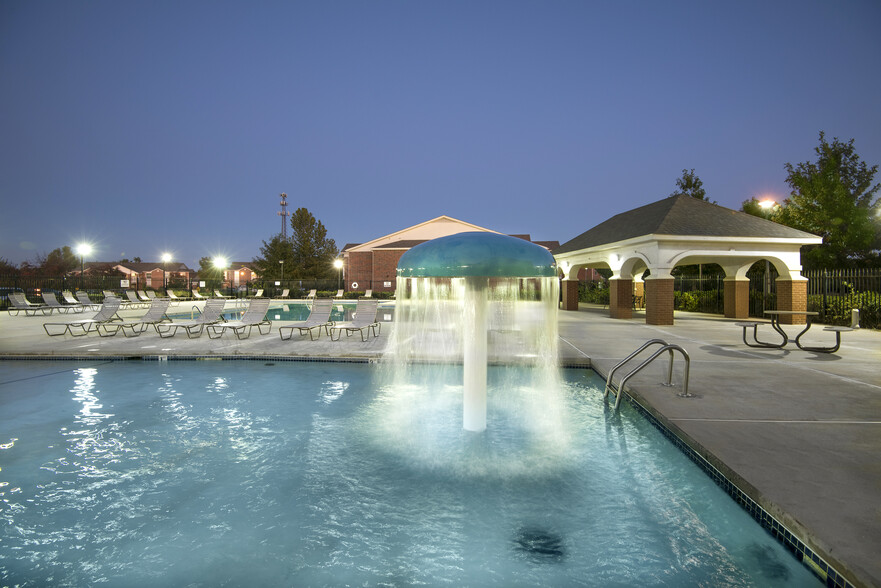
[1,301,879,587]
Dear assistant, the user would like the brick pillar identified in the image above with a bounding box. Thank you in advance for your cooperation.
[609,278,632,319]
[723,278,749,319]
[776,278,808,324]
[645,277,674,325]
[561,279,579,311]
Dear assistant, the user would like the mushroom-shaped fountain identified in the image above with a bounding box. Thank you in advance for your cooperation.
[394,232,558,432]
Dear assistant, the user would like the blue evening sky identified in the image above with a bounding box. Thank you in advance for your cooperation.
[2,0,880,268]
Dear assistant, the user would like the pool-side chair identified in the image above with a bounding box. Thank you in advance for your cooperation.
[75,291,101,310]
[43,297,123,336]
[206,298,271,339]
[156,298,227,338]
[279,298,333,341]
[330,299,381,342]
[96,298,172,337]
[304,289,317,299]
[192,290,208,300]
[124,290,150,309]
[7,292,52,316]
[41,291,83,314]
[276,289,290,299]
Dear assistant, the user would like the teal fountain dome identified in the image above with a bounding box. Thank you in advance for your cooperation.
[397,232,557,278]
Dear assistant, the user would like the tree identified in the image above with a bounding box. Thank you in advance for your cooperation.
[777,132,880,268]
[289,208,338,279]
[252,235,296,280]
[0,257,19,275]
[670,168,712,202]
[38,246,80,275]
[197,256,222,280]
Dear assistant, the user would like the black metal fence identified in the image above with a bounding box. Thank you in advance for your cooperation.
[0,274,391,310]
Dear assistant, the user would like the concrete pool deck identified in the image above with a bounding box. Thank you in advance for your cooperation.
[1,300,879,587]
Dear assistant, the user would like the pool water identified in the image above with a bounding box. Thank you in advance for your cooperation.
[0,360,819,586]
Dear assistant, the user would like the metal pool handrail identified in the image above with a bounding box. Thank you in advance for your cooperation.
[604,339,691,410]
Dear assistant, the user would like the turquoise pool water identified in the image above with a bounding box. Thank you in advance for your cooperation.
[0,360,819,586]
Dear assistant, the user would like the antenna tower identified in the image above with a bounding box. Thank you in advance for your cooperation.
[278,193,289,239]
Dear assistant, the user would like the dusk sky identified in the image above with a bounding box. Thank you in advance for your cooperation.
[2,1,880,268]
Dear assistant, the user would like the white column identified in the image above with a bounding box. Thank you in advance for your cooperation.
[463,276,488,432]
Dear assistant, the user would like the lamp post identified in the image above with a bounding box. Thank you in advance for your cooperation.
[333,258,343,290]
[161,252,172,291]
[214,256,228,296]
[280,259,284,282]
[76,243,92,290]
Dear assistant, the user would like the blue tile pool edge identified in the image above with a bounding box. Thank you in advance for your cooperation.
[0,354,853,587]
[621,390,855,588]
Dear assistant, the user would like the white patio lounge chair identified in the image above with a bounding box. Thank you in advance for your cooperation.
[304,289,317,299]
[61,291,80,305]
[251,289,264,298]
[330,299,381,341]
[7,292,52,316]
[276,288,290,299]
[214,290,231,299]
[41,291,83,314]
[155,299,227,338]
[332,289,344,299]
[206,298,271,340]
[124,290,150,309]
[278,298,333,341]
[97,298,172,337]
[192,290,208,300]
[43,297,123,336]
[137,290,151,302]
[166,290,191,303]
[363,289,373,298]
[75,291,101,310]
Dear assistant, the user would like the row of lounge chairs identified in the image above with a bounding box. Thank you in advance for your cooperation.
[40,296,381,342]
[7,291,100,316]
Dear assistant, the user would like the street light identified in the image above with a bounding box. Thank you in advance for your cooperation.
[76,243,92,289]
[333,258,343,290]
[161,252,172,290]
[214,256,228,296]
[279,259,284,282]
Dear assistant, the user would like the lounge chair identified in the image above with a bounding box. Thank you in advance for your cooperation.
[75,291,101,310]
[192,290,208,300]
[330,299,381,341]
[276,289,290,299]
[97,298,172,337]
[137,290,151,302]
[278,298,333,341]
[304,289,317,299]
[167,290,191,303]
[7,292,52,316]
[41,291,83,314]
[123,290,150,309]
[43,297,123,336]
[332,289,344,299]
[363,289,373,298]
[214,290,231,299]
[206,298,271,339]
[251,289,264,298]
[155,298,227,338]
[146,290,160,299]
[61,290,80,305]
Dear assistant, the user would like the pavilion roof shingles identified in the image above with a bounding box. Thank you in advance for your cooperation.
[554,195,817,254]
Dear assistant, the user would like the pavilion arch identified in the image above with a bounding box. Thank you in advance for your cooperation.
[553,195,821,325]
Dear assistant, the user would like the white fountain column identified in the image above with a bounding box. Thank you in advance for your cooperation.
[463,276,488,432]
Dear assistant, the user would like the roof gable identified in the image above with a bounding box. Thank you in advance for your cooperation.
[346,215,500,253]
[555,195,819,254]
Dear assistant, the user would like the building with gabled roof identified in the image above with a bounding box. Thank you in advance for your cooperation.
[342,216,560,292]
[554,195,821,325]
[114,261,195,290]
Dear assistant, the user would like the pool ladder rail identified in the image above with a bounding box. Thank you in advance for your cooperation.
[603,339,692,411]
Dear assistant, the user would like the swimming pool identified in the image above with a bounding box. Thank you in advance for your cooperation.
[0,360,819,586]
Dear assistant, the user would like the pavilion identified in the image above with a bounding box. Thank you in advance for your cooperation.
[553,195,822,325]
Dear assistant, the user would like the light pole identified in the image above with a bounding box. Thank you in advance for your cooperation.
[334,258,343,290]
[214,256,228,296]
[76,243,92,290]
[280,259,284,282]
[161,252,172,291]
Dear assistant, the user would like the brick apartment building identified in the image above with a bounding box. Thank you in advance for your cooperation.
[114,261,195,290]
[341,216,565,293]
